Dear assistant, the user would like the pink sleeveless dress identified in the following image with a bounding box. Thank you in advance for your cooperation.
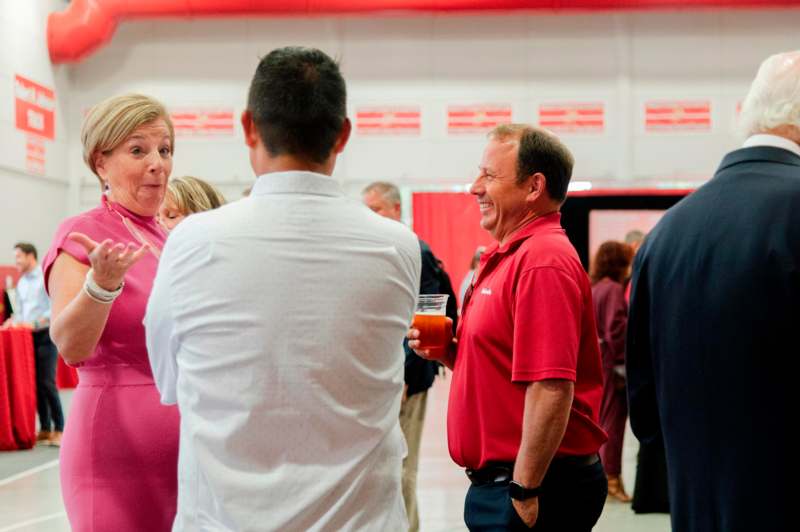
[42,197,179,532]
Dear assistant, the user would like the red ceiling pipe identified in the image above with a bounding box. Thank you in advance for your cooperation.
[48,0,800,64]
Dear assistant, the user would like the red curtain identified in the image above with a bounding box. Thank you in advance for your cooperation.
[57,357,79,389]
[412,192,494,306]
[0,330,36,450]
[0,266,20,287]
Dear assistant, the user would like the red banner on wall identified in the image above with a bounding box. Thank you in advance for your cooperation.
[14,75,56,140]
[25,137,46,175]
[356,106,421,135]
[448,104,512,134]
[412,192,494,307]
[539,102,605,133]
[170,108,235,137]
[645,100,711,132]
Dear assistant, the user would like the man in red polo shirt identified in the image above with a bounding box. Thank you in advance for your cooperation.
[410,124,607,531]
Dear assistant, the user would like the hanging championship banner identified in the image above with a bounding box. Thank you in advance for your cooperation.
[14,75,56,140]
[645,100,711,132]
[25,136,46,175]
[539,102,605,134]
[170,108,235,137]
[447,104,512,134]
[356,106,421,135]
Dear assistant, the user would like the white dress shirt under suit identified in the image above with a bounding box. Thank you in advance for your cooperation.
[145,171,421,532]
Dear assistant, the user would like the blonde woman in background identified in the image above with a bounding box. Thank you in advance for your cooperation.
[159,175,226,231]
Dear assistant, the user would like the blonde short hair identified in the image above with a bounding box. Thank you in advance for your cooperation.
[166,176,226,215]
[81,94,174,184]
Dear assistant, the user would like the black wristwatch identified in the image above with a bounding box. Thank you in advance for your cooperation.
[509,481,542,501]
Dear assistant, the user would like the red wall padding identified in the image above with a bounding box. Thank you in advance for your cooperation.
[49,0,800,63]
[412,192,493,307]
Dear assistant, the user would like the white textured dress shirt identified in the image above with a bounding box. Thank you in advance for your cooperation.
[145,171,420,532]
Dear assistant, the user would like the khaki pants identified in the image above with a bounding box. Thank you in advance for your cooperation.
[399,390,428,532]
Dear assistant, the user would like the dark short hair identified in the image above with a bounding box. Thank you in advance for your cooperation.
[490,124,574,203]
[590,241,634,284]
[247,47,347,164]
[14,242,37,260]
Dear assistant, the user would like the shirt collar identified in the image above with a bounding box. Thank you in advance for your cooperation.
[21,266,42,280]
[251,171,343,197]
[742,134,800,158]
[483,211,563,259]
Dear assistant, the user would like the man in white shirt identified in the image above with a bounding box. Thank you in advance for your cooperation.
[3,242,64,446]
[145,47,420,531]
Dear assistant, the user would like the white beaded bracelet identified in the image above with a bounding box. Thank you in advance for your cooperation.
[84,269,124,304]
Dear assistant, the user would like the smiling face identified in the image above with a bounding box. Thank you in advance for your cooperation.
[470,137,534,244]
[14,248,34,273]
[95,119,173,217]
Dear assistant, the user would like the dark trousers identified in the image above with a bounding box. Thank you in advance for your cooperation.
[464,460,607,531]
[33,329,64,432]
[632,438,670,514]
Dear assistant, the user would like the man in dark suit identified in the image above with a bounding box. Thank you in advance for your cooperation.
[627,50,800,532]
[362,180,456,532]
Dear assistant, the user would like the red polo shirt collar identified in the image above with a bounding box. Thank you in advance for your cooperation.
[480,211,561,269]
[486,211,562,257]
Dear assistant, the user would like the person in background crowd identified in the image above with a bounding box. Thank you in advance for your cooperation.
[146,47,418,531]
[627,50,800,532]
[590,241,635,503]
[458,245,486,308]
[2,242,64,447]
[1,287,10,323]
[362,180,456,532]
[623,230,645,305]
[410,124,607,531]
[42,93,179,531]
[624,230,644,254]
[158,175,226,232]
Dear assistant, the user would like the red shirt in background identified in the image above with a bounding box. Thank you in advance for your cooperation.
[447,212,607,470]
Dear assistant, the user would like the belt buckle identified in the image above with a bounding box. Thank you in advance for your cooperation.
[466,464,513,486]
[491,471,511,484]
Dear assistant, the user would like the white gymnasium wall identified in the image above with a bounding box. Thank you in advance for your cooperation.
[0,0,70,257]
[23,7,800,216]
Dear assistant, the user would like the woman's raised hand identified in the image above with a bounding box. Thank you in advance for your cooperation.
[67,232,149,290]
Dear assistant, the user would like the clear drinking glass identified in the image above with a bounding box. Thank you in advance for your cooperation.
[412,294,450,352]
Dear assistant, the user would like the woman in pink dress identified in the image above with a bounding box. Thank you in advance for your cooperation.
[42,94,179,531]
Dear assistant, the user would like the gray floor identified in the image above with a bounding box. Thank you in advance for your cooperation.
[0,381,671,532]
[0,446,59,481]
[0,391,71,532]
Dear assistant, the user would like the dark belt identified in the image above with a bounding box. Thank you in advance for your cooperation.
[31,328,52,342]
[465,454,600,487]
